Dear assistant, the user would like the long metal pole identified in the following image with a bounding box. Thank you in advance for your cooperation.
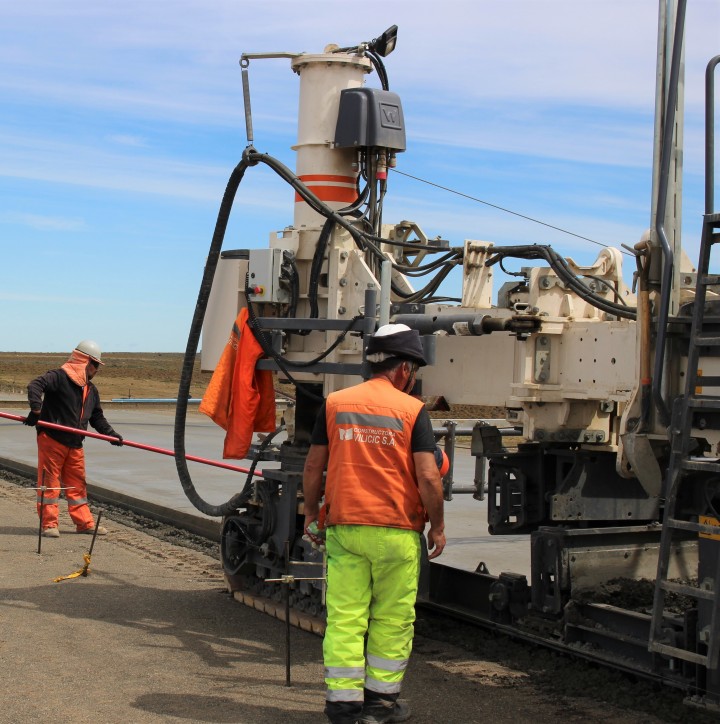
[0,411,263,478]
[83,510,104,576]
[706,55,720,215]
[651,0,687,427]
[284,540,292,688]
[37,472,45,555]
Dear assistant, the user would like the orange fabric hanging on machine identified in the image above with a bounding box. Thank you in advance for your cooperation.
[199,308,276,459]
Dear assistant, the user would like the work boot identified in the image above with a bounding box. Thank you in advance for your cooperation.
[42,526,60,538]
[76,525,108,535]
[359,699,410,723]
[325,700,363,724]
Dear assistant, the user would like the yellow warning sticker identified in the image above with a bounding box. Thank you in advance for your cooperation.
[699,515,720,540]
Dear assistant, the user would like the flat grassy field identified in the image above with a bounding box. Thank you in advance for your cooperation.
[0,352,210,402]
[0,352,499,421]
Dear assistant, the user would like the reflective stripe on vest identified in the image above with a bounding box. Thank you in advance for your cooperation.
[325,377,426,531]
[335,411,404,431]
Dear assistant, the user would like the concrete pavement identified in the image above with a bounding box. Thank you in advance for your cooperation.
[0,405,531,576]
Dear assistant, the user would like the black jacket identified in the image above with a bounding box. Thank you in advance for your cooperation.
[27,369,118,448]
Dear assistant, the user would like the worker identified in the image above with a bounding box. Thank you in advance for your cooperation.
[303,323,446,724]
[24,340,123,538]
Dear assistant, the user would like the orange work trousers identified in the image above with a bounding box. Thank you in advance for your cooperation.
[36,432,95,531]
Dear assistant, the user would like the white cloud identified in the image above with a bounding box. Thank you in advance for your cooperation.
[0,0,717,352]
[0,212,86,231]
[0,128,292,208]
[107,134,148,148]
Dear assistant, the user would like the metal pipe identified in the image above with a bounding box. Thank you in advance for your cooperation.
[0,411,263,478]
[83,510,104,576]
[379,260,391,326]
[110,398,202,404]
[652,0,687,427]
[394,313,507,336]
[241,61,254,146]
[37,474,45,555]
[706,56,720,214]
[433,421,520,437]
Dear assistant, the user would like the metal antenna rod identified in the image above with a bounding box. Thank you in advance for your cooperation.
[240,58,254,146]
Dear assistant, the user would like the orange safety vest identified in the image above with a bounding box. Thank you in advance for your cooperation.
[199,308,276,459]
[324,376,426,532]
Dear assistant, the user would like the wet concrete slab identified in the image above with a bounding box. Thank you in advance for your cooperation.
[0,406,531,577]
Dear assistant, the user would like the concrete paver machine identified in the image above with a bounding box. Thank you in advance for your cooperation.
[174,2,720,710]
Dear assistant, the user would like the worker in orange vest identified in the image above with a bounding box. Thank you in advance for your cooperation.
[303,324,446,724]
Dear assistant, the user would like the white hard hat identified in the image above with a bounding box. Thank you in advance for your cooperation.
[372,323,412,337]
[75,339,104,365]
[366,323,426,366]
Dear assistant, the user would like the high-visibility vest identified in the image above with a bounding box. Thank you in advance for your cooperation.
[324,376,426,532]
[199,308,276,459]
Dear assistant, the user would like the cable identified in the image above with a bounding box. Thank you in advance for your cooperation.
[244,287,326,403]
[585,275,628,306]
[283,253,300,319]
[485,244,637,320]
[307,218,336,322]
[248,148,465,309]
[367,50,389,91]
[390,168,631,255]
[280,316,363,368]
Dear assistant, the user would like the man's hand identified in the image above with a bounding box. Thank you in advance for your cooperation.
[23,411,40,427]
[303,514,325,548]
[427,525,446,560]
[110,434,124,447]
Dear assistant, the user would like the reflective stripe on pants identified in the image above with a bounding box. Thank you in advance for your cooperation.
[323,524,420,709]
[37,433,94,530]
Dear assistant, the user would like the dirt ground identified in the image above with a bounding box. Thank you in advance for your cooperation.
[0,352,500,423]
[0,352,211,401]
[1,470,715,724]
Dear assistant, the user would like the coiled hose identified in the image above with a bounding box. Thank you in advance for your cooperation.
[174,150,257,517]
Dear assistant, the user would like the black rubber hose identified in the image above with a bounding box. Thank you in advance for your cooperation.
[174,145,462,515]
[485,244,637,320]
[174,151,258,517]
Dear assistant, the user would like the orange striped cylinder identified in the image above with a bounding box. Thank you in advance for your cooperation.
[295,174,358,206]
[291,52,370,229]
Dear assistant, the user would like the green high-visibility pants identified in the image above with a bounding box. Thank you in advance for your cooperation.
[323,524,421,705]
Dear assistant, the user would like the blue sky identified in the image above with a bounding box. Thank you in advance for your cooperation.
[1,1,718,352]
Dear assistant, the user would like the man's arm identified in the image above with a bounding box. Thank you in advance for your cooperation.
[303,443,329,547]
[302,443,329,528]
[27,371,54,414]
[413,450,446,559]
[87,388,123,444]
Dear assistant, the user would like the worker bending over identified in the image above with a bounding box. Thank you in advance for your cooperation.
[303,324,446,724]
[25,340,123,538]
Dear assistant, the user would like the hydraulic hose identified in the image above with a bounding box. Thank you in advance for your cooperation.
[485,244,637,321]
[175,145,464,516]
[174,151,256,517]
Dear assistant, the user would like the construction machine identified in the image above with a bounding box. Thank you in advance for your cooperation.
[174,1,720,710]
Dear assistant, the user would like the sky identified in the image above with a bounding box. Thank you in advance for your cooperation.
[1,0,719,352]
